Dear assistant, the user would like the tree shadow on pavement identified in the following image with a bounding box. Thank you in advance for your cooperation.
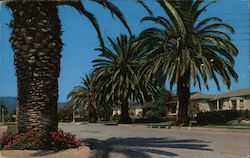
[81,137,212,158]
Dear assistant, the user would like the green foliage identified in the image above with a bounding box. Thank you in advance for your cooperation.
[140,0,238,91]
[67,74,98,123]
[58,105,73,122]
[0,103,9,115]
[96,105,112,121]
[6,124,17,133]
[112,114,120,121]
[145,110,159,119]
[93,35,156,105]
[53,0,132,49]
[196,110,250,125]
[139,0,238,124]
[153,88,173,117]
[188,102,201,119]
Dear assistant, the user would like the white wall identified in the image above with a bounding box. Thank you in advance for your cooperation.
[221,96,250,110]
[112,109,121,116]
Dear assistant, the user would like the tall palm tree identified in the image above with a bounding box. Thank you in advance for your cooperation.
[3,0,133,133]
[93,35,156,124]
[68,74,98,123]
[140,0,238,125]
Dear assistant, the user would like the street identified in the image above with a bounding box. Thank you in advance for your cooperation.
[60,123,249,158]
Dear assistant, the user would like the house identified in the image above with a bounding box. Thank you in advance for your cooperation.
[112,102,154,119]
[211,88,250,110]
[166,88,250,117]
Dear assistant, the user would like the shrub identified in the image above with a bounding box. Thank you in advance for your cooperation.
[145,110,159,119]
[75,117,88,122]
[0,129,81,150]
[112,114,120,121]
[196,110,250,125]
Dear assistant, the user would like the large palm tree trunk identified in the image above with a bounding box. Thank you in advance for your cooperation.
[177,75,190,126]
[8,2,62,132]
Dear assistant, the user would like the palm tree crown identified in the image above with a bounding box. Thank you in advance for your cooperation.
[140,0,238,124]
[141,0,238,90]
[93,35,155,104]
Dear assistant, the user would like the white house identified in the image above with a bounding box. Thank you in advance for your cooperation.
[166,88,250,117]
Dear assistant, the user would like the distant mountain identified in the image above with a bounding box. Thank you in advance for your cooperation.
[58,102,67,107]
[0,96,17,112]
[0,96,67,113]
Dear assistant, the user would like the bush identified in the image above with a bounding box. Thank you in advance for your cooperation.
[112,114,120,121]
[196,110,250,125]
[75,117,88,122]
[0,129,81,150]
[145,110,159,119]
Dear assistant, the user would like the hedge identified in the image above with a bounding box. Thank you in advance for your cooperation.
[196,110,250,125]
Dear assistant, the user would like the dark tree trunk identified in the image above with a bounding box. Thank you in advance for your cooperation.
[8,2,62,132]
[88,105,97,123]
[119,99,132,124]
[177,74,190,126]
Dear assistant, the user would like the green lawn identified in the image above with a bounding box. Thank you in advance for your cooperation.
[3,122,17,133]
[195,124,250,130]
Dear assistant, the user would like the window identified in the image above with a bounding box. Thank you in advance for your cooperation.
[239,99,244,110]
[231,100,237,110]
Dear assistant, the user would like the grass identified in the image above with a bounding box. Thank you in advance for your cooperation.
[195,124,250,130]
[3,122,17,133]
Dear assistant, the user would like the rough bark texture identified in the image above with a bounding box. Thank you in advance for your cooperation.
[119,100,132,124]
[177,74,190,126]
[8,2,62,132]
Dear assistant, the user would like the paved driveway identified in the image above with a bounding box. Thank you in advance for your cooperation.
[60,123,249,158]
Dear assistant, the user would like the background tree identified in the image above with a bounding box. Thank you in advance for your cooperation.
[58,104,74,122]
[0,102,9,115]
[140,0,238,125]
[153,88,173,117]
[4,0,131,134]
[93,35,156,124]
[96,105,113,121]
[68,74,98,123]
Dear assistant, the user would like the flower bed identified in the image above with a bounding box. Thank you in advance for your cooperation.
[0,129,81,150]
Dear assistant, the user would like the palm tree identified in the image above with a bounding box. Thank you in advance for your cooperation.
[3,0,133,133]
[93,35,156,124]
[140,0,238,125]
[68,74,98,123]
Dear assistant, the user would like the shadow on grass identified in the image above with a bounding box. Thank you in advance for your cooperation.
[82,137,212,158]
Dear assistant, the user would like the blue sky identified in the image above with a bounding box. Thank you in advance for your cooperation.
[0,0,249,102]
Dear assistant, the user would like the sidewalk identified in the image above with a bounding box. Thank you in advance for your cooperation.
[0,146,92,158]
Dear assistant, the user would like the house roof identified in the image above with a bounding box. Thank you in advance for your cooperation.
[190,92,216,100]
[167,93,215,103]
[211,88,250,100]
[167,88,250,103]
